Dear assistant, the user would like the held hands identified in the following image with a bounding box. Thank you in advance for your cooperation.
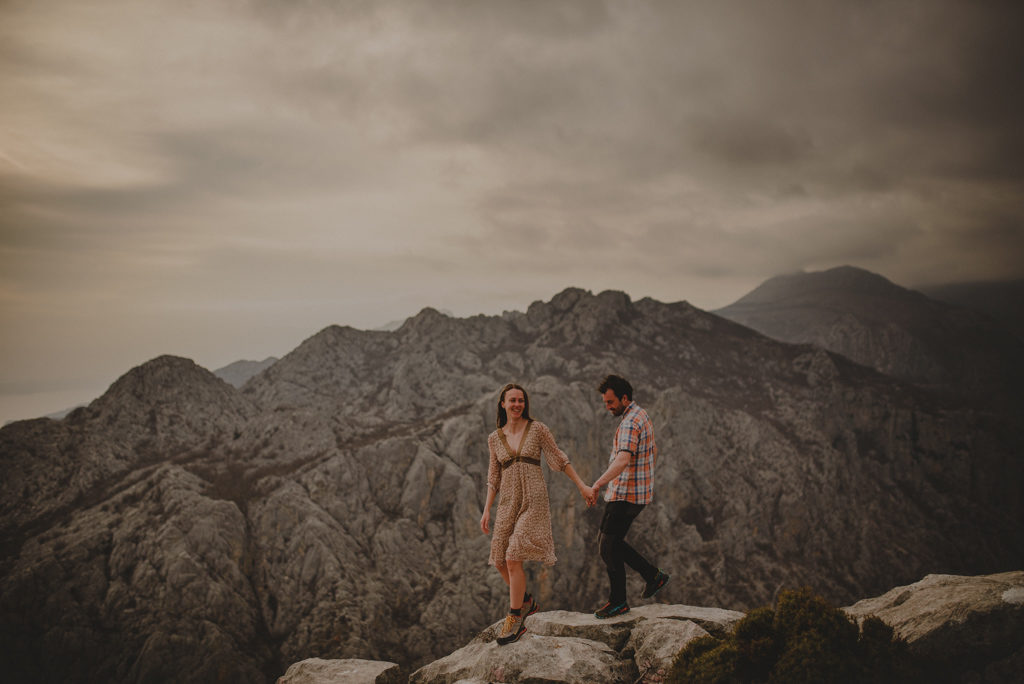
[579,484,598,507]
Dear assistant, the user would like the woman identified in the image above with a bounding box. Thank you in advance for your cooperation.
[480,383,593,645]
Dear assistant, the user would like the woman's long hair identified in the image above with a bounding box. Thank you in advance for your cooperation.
[495,383,531,428]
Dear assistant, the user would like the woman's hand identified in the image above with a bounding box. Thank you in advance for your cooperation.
[480,509,490,534]
[564,464,595,507]
[579,484,597,507]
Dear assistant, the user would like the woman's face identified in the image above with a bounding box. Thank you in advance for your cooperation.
[503,389,526,420]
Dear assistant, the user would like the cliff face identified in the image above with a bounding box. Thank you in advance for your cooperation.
[1,288,1022,682]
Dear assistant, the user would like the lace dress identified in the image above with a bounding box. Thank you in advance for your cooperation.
[486,420,571,567]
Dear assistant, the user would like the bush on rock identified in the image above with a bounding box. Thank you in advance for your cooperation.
[667,588,921,683]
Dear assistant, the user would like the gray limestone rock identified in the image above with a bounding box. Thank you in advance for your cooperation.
[627,618,709,682]
[410,633,635,684]
[276,657,401,684]
[414,608,733,684]
[845,571,1024,681]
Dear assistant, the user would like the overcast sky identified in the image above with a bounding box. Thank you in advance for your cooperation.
[2,0,1022,424]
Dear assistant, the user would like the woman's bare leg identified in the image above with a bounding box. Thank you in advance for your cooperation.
[496,562,510,587]
[507,561,525,610]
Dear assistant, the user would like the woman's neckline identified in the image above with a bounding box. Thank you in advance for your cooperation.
[501,419,532,455]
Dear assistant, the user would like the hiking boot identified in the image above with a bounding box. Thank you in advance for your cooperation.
[524,593,540,618]
[496,613,526,645]
[594,601,630,619]
[642,570,670,599]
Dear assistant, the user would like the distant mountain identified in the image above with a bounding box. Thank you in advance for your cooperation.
[374,308,454,331]
[920,279,1024,342]
[2,288,1021,683]
[43,405,84,421]
[3,405,82,428]
[714,266,1024,407]
[213,357,279,388]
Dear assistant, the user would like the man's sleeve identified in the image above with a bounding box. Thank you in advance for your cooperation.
[614,418,640,456]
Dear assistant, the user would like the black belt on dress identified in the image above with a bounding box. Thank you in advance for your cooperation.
[501,456,541,470]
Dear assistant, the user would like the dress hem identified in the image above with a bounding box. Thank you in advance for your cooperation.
[489,556,557,568]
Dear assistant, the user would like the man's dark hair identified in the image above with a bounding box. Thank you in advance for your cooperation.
[598,374,633,401]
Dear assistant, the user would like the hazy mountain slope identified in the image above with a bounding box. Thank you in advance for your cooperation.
[214,357,280,388]
[920,279,1024,343]
[714,266,1024,406]
[1,288,1021,683]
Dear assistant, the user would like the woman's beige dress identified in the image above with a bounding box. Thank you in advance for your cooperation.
[487,420,571,567]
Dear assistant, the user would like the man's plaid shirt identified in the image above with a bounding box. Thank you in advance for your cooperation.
[605,401,657,504]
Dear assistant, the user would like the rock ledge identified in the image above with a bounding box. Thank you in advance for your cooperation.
[280,572,1024,684]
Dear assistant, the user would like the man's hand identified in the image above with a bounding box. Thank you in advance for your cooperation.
[580,485,597,507]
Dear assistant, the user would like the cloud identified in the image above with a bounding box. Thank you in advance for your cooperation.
[1,0,1023,423]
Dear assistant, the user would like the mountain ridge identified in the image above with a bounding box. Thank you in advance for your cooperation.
[715,265,1024,405]
[2,284,1021,682]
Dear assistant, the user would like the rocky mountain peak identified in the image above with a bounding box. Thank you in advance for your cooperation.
[517,288,637,347]
[398,307,452,332]
[104,355,213,392]
[528,287,631,317]
[58,355,258,465]
[84,355,250,420]
[546,286,592,311]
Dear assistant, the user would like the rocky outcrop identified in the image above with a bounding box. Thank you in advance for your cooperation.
[845,571,1024,682]
[277,657,401,684]
[280,572,1024,683]
[2,289,1022,683]
[410,604,742,684]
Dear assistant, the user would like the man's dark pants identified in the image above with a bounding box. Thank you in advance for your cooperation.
[599,500,658,604]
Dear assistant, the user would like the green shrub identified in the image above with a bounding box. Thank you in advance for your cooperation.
[731,606,778,682]
[667,588,918,684]
[672,638,745,684]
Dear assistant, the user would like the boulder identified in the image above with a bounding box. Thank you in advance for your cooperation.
[413,607,736,683]
[626,618,709,683]
[276,657,401,684]
[472,605,742,651]
[845,571,1024,680]
[409,634,634,684]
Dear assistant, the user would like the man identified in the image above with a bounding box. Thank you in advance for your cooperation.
[585,374,669,618]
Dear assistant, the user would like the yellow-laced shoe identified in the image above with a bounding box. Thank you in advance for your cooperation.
[496,612,526,645]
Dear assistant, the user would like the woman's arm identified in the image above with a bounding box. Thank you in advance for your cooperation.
[480,484,496,534]
[481,434,501,533]
[562,463,595,506]
[536,423,595,506]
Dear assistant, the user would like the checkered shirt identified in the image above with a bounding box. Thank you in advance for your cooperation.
[605,401,657,504]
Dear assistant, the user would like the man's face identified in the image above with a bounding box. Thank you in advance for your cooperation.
[602,389,628,416]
